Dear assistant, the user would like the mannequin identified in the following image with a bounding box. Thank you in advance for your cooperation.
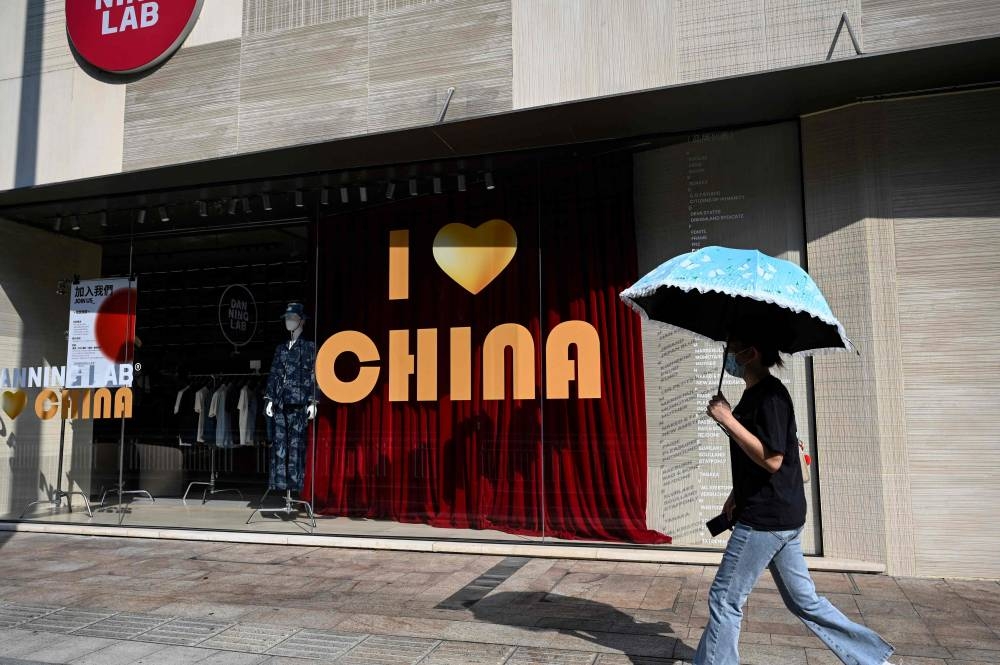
[264,302,317,496]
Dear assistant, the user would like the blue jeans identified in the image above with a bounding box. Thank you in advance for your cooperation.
[694,522,894,665]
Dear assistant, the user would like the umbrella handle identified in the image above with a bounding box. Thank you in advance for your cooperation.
[716,340,728,396]
[714,341,732,438]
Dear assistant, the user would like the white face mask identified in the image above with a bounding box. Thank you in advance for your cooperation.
[285,317,301,332]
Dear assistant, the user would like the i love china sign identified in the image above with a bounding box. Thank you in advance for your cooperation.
[66,0,204,74]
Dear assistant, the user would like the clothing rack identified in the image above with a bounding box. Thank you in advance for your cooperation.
[179,372,268,505]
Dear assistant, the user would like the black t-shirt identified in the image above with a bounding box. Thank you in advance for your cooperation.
[729,374,806,531]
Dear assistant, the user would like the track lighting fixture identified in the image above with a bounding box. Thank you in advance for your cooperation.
[262,193,272,211]
[158,206,169,222]
[359,185,368,203]
[485,172,495,190]
[71,215,80,231]
[136,209,146,224]
[409,178,418,196]
[242,197,251,213]
[320,187,329,205]
[295,190,304,207]
[99,211,108,227]
[54,216,62,232]
[340,186,349,203]
[433,176,442,194]
[386,182,396,199]
[227,198,238,215]
[198,200,208,217]
[457,174,466,192]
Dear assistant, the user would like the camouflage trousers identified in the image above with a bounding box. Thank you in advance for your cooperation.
[269,405,308,492]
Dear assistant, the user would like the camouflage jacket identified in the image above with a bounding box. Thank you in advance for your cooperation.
[265,338,317,408]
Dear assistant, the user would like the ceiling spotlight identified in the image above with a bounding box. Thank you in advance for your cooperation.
[99,211,108,227]
[71,215,80,231]
[53,216,62,232]
[359,185,367,203]
[227,198,238,215]
[457,174,466,192]
[320,187,329,206]
[158,206,169,222]
[198,200,208,217]
[294,190,304,207]
[485,172,495,190]
[409,178,418,196]
[340,186,349,204]
[385,182,395,199]
[242,196,251,213]
[136,209,146,224]
[262,193,272,211]
[433,176,442,194]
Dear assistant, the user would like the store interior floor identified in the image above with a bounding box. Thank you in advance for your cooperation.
[6,496,708,553]
[9,497,555,541]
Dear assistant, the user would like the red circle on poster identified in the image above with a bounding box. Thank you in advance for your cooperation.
[95,288,138,364]
[65,0,204,74]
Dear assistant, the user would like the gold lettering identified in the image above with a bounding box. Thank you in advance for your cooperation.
[113,387,132,418]
[449,327,472,401]
[60,389,81,419]
[483,323,535,400]
[316,331,381,404]
[388,230,409,301]
[34,389,59,420]
[388,330,414,402]
[545,321,601,399]
[94,388,113,419]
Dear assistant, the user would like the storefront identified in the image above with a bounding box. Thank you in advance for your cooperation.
[2,1,999,579]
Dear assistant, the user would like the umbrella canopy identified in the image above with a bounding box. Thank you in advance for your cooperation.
[620,246,855,356]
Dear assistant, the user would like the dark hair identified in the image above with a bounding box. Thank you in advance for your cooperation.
[730,318,785,369]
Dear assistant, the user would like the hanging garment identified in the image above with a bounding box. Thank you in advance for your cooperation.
[270,404,307,491]
[237,384,258,446]
[209,383,234,448]
[174,385,196,445]
[194,385,212,443]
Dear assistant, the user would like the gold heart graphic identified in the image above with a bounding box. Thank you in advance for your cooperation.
[2,389,27,420]
[432,219,517,295]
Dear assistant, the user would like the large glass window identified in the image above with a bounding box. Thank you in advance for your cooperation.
[2,121,821,552]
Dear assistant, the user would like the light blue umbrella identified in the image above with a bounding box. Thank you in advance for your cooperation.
[620,246,855,372]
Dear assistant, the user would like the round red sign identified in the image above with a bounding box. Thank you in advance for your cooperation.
[66,0,204,74]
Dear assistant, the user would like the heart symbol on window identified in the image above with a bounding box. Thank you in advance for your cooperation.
[432,219,517,295]
[2,390,27,420]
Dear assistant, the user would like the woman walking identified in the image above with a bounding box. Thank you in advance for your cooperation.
[693,321,895,665]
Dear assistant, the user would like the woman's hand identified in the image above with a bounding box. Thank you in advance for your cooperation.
[707,393,733,425]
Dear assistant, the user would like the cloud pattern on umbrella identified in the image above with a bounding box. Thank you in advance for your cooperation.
[620,246,855,356]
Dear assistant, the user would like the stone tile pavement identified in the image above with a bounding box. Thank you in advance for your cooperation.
[0,533,997,664]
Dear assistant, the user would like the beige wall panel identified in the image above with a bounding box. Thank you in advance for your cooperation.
[511,0,677,108]
[0,69,126,190]
[123,40,241,172]
[185,0,245,48]
[238,20,369,153]
[801,103,915,573]
[863,0,1000,51]
[0,222,102,519]
[242,0,448,35]
[886,91,1000,579]
[368,0,512,133]
[765,0,864,67]
[677,0,767,82]
[678,0,862,83]
[0,0,75,82]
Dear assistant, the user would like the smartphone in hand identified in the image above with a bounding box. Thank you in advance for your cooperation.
[706,512,734,537]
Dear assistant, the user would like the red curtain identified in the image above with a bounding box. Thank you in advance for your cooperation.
[306,155,669,544]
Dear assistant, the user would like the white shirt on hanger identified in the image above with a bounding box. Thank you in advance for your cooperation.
[194,386,211,443]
